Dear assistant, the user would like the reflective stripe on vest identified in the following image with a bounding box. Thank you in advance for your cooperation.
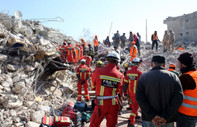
[112,88,117,105]
[178,71,197,116]
[100,75,121,82]
[99,86,105,105]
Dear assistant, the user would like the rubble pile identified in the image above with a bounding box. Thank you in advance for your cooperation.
[0,12,78,127]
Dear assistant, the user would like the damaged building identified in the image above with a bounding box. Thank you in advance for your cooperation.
[164,11,197,42]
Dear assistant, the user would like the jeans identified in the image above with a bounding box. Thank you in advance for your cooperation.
[176,112,197,127]
[142,121,174,127]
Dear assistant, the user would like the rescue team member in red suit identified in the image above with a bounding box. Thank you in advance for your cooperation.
[65,41,76,64]
[80,50,92,67]
[90,61,103,90]
[76,59,90,101]
[60,41,67,62]
[124,57,142,127]
[89,51,124,127]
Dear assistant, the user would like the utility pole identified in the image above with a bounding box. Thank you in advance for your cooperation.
[146,19,147,43]
[109,22,113,38]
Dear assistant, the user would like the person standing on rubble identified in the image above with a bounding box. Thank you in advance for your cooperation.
[151,31,160,51]
[74,43,81,64]
[129,31,134,42]
[88,43,94,61]
[168,29,175,51]
[176,52,197,127]
[136,32,141,56]
[90,60,103,90]
[60,41,67,62]
[136,55,183,127]
[130,41,137,62]
[65,41,76,64]
[124,57,142,127]
[80,50,92,67]
[93,35,99,54]
[89,51,124,127]
[168,63,179,76]
[80,38,87,51]
[112,30,120,47]
[104,36,111,47]
[162,30,169,52]
[76,59,90,102]
[120,33,127,49]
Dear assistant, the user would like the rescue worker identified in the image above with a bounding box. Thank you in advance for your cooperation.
[130,41,138,62]
[112,30,120,47]
[129,31,134,42]
[88,43,94,61]
[74,43,81,63]
[151,31,160,51]
[79,43,84,58]
[120,33,127,49]
[162,30,169,52]
[89,51,124,127]
[65,41,76,64]
[168,63,179,76]
[136,33,141,56]
[104,36,111,47]
[177,52,197,126]
[93,35,99,53]
[114,45,120,54]
[90,60,103,90]
[76,59,90,101]
[60,42,67,62]
[124,57,142,127]
[168,29,175,51]
[80,38,87,51]
[80,50,92,67]
[123,63,129,76]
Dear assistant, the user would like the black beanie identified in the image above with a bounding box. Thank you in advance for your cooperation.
[178,52,194,66]
[152,55,165,63]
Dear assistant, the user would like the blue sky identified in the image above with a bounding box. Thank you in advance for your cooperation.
[1,0,197,43]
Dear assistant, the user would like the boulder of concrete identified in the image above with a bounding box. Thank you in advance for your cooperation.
[7,64,18,71]
[31,111,45,124]
[25,121,40,127]
[0,54,7,61]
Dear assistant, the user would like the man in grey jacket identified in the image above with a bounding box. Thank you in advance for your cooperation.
[136,55,183,127]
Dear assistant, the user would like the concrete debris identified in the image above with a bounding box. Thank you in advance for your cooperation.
[31,110,45,123]
[0,10,197,126]
[0,11,78,126]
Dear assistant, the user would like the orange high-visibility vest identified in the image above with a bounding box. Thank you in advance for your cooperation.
[178,71,197,116]
[152,34,158,41]
[130,45,137,61]
[93,38,99,46]
[75,46,80,62]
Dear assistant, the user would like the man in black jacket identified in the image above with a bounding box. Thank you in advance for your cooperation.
[136,55,183,127]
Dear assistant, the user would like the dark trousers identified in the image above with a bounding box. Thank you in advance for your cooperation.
[177,112,197,127]
[152,41,158,51]
[136,45,140,56]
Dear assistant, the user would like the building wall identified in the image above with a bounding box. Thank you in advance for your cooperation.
[164,11,197,42]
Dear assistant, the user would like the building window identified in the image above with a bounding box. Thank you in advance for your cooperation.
[186,32,189,35]
[180,33,183,36]
[186,19,189,22]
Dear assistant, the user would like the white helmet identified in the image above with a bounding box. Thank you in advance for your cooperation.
[106,51,120,62]
[132,57,141,63]
[81,59,86,63]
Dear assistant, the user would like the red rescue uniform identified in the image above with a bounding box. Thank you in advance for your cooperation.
[76,64,90,101]
[89,63,124,127]
[124,66,142,125]
[60,44,67,62]
[80,56,92,67]
[65,44,75,63]
[90,67,101,90]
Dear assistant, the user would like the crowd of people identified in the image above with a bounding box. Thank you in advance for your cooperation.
[57,30,196,127]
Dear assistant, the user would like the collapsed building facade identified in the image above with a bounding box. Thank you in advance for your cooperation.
[164,11,197,42]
